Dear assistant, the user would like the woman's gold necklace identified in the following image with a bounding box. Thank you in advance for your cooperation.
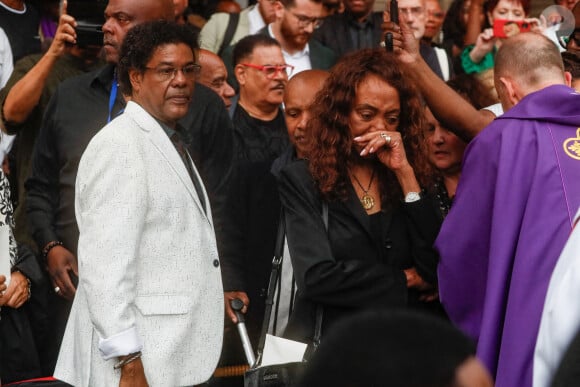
[351,168,376,210]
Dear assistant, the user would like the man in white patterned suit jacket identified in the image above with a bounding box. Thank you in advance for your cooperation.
[54,21,223,386]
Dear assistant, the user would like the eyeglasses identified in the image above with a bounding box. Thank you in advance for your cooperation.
[144,63,202,82]
[286,9,324,29]
[240,63,295,78]
[399,6,425,17]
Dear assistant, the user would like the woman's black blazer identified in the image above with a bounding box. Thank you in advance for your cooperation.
[279,160,442,342]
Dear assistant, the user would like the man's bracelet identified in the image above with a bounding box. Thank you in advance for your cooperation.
[113,351,142,370]
[42,241,63,260]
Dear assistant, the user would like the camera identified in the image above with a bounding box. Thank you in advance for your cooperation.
[65,0,107,47]
[493,19,532,39]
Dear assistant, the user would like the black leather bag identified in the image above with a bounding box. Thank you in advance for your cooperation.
[243,206,327,387]
[244,361,306,387]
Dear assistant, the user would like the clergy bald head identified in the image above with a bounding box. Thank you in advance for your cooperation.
[494,33,568,111]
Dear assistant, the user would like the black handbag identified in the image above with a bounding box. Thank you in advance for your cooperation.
[244,205,327,387]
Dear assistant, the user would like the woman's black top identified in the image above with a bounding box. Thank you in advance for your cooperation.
[279,160,443,343]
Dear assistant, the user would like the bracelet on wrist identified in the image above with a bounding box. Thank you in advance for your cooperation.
[42,240,63,260]
[114,351,142,370]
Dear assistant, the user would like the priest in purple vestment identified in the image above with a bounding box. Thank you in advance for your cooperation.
[435,33,580,387]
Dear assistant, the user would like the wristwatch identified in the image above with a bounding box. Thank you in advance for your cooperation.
[404,192,421,203]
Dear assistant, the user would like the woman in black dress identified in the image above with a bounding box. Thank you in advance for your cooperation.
[279,49,443,343]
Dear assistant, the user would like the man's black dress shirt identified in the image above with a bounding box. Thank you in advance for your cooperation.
[232,104,289,164]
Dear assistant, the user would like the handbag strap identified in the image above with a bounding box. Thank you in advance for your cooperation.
[312,202,328,350]
[217,12,240,57]
[255,208,286,366]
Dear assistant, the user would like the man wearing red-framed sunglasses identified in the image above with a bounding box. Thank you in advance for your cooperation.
[231,34,291,164]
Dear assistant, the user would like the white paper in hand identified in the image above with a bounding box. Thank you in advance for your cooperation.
[260,334,308,367]
[0,224,10,287]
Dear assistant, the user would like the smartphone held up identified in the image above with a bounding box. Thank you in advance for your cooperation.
[65,0,107,47]
[492,19,532,38]
[385,0,399,52]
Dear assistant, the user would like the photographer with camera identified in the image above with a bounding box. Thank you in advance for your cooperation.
[460,0,543,99]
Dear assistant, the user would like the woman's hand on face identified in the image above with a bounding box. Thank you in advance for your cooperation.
[354,130,410,172]
[0,271,30,309]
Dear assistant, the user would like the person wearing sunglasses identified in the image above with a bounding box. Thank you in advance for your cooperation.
[231,34,291,164]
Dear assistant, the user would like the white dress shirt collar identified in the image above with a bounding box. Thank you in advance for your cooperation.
[267,24,312,78]
[248,4,266,35]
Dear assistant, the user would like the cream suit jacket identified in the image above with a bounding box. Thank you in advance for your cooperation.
[54,101,224,386]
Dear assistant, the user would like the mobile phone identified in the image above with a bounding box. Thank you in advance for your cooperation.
[493,19,532,38]
[65,0,107,47]
[385,0,399,52]
[390,0,399,25]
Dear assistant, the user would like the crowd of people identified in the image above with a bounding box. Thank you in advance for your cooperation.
[0,0,579,386]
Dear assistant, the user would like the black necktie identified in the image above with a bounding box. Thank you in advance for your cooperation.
[170,133,207,214]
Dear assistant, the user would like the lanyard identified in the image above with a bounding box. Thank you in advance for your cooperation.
[108,72,119,123]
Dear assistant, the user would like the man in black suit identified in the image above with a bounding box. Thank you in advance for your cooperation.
[313,0,384,58]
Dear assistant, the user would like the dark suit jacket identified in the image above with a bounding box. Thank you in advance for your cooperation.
[313,11,385,58]
[420,42,455,81]
[278,160,442,343]
[221,27,338,91]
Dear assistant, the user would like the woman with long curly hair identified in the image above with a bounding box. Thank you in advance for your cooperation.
[279,49,444,344]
